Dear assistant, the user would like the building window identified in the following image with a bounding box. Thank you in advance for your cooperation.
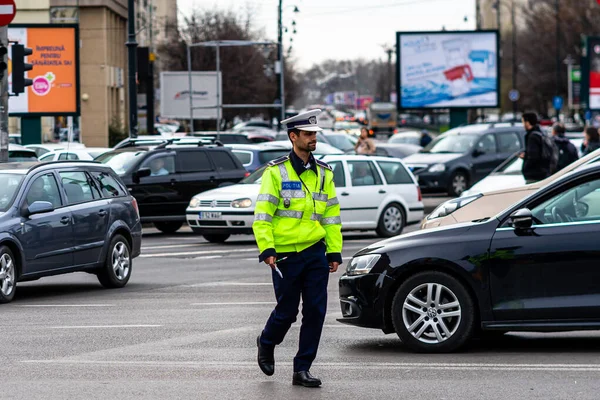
[50,7,79,23]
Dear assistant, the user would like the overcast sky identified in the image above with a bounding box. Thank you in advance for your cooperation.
[176,0,476,70]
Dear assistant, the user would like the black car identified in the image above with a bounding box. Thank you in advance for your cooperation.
[403,123,526,196]
[0,161,141,303]
[339,163,600,352]
[96,140,247,233]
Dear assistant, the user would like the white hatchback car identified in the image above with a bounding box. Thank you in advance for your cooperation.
[38,148,112,162]
[186,155,424,242]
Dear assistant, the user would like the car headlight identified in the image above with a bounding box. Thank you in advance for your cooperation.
[428,163,446,173]
[189,197,201,208]
[231,198,253,208]
[427,194,482,220]
[346,254,381,276]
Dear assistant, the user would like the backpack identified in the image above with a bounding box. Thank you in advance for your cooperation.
[555,140,573,171]
[533,131,559,174]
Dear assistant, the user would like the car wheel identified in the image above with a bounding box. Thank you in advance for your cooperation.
[97,235,132,289]
[202,234,230,243]
[375,203,405,238]
[391,271,475,353]
[448,171,469,197]
[153,221,183,234]
[0,246,17,303]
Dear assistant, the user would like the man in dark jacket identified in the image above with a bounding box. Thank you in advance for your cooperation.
[552,123,578,171]
[521,113,550,184]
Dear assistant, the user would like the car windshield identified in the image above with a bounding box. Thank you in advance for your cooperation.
[96,151,146,175]
[240,165,267,184]
[496,154,523,174]
[323,134,354,152]
[389,134,420,145]
[422,134,479,154]
[0,174,25,212]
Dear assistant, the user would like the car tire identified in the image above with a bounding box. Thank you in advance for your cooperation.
[97,235,132,289]
[0,246,17,304]
[153,221,183,234]
[202,234,230,243]
[391,271,475,353]
[448,171,469,197]
[375,203,405,238]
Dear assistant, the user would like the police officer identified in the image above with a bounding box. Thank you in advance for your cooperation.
[253,109,343,388]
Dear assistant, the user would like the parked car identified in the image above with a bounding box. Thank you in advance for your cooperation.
[333,121,362,137]
[339,162,600,352]
[232,121,272,131]
[96,141,247,234]
[374,143,422,159]
[38,148,112,162]
[403,123,526,196]
[186,155,423,242]
[9,134,22,145]
[228,141,343,172]
[25,143,86,158]
[0,161,141,303]
[422,147,600,229]
[6,145,38,162]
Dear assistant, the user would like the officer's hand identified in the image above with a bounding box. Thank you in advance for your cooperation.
[265,256,277,270]
[329,262,340,273]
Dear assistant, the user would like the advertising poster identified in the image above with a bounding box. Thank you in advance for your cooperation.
[160,72,221,119]
[397,31,499,109]
[589,38,600,110]
[8,25,79,115]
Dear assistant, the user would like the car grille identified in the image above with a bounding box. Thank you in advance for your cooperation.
[199,200,232,207]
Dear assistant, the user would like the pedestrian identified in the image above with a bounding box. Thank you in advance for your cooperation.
[253,109,343,388]
[521,112,551,184]
[355,127,376,155]
[551,123,578,171]
[582,127,600,156]
[420,130,433,147]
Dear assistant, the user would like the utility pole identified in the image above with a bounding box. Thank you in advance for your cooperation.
[277,0,285,131]
[555,0,560,117]
[147,0,155,135]
[0,27,8,163]
[126,0,138,138]
[386,48,393,102]
[511,0,517,116]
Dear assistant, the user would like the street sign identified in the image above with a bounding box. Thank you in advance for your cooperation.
[553,95,564,110]
[508,89,520,102]
[0,0,16,27]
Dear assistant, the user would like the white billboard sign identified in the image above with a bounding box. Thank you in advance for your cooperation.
[397,31,499,109]
[160,72,221,119]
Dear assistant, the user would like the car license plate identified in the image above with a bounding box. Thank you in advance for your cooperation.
[200,212,222,220]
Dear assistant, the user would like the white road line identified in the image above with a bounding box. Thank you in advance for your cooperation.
[139,248,256,258]
[49,325,162,329]
[15,304,114,308]
[190,302,276,306]
[141,243,207,250]
[186,282,272,287]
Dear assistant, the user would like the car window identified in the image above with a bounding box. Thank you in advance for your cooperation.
[96,150,146,175]
[210,151,238,171]
[91,171,127,197]
[177,151,212,172]
[9,150,39,162]
[26,174,62,208]
[0,174,24,211]
[39,153,55,162]
[377,161,413,184]
[497,132,522,153]
[329,161,345,187]
[531,178,600,225]
[141,153,176,176]
[424,134,479,154]
[477,134,497,154]
[348,161,382,187]
[58,153,79,161]
[59,171,96,205]
[232,150,253,166]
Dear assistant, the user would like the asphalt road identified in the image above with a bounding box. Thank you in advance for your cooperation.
[6,224,600,399]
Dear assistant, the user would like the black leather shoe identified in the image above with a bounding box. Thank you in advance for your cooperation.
[292,371,322,387]
[256,335,274,376]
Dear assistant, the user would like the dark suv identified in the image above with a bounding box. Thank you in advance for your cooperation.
[97,139,248,233]
[0,161,141,303]
[403,123,526,196]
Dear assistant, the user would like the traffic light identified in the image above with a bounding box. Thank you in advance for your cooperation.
[0,43,7,81]
[12,44,33,95]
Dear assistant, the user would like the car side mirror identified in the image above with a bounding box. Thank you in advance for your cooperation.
[509,208,533,230]
[26,201,54,217]
[133,167,151,183]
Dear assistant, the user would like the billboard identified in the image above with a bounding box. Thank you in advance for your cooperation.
[8,24,80,116]
[588,38,600,110]
[397,31,499,109]
[160,72,221,119]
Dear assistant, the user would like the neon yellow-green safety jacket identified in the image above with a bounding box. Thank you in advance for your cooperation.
[253,153,343,263]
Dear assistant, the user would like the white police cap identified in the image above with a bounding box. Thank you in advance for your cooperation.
[281,109,323,132]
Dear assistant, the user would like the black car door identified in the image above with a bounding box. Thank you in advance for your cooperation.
[175,150,220,212]
[17,172,74,274]
[59,170,110,266]
[471,134,500,182]
[488,174,600,321]
[130,151,182,220]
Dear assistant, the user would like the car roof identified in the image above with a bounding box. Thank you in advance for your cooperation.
[9,144,36,151]
[443,123,523,136]
[321,154,406,162]
[0,160,112,173]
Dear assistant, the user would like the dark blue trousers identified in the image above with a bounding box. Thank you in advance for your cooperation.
[259,241,330,372]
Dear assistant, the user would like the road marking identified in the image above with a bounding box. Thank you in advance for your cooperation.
[15,304,114,308]
[49,325,162,329]
[186,282,272,287]
[141,243,207,250]
[190,302,276,306]
[139,249,256,258]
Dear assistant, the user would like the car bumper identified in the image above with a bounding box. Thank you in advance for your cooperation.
[186,209,254,235]
[337,273,390,331]
[131,222,142,258]
[414,172,449,190]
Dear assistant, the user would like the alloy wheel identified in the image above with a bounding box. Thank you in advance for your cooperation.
[0,253,15,297]
[111,242,130,281]
[452,175,467,195]
[383,206,403,234]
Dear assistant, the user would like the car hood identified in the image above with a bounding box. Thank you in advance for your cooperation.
[461,174,526,197]
[193,184,260,200]
[403,152,464,165]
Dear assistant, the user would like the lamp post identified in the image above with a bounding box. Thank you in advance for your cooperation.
[126,0,138,138]
[277,3,299,131]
